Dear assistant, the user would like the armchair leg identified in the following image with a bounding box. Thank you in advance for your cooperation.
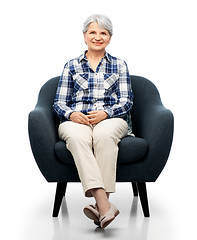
[137,182,150,217]
[52,182,67,217]
[131,182,138,196]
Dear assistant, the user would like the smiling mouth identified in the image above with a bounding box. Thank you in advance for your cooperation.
[93,42,103,45]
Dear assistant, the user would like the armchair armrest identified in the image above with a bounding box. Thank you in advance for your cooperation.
[28,106,61,181]
[134,102,174,181]
[130,76,174,181]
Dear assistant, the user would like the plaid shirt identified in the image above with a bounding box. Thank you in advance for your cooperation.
[53,51,133,122]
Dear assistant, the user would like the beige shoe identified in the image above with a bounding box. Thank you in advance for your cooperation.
[84,205,100,226]
[99,203,120,229]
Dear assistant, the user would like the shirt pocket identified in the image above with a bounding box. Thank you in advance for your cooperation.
[73,73,89,91]
[104,73,119,92]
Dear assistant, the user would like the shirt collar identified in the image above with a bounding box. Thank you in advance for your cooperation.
[79,51,112,64]
[78,51,88,62]
[105,52,112,63]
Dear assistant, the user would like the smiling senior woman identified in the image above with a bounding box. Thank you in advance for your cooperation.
[53,14,133,228]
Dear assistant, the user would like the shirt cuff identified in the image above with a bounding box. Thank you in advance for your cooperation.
[65,110,75,120]
[104,109,113,118]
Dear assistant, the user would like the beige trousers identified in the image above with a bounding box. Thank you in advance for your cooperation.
[58,118,128,197]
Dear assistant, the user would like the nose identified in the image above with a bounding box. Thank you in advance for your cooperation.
[95,33,102,41]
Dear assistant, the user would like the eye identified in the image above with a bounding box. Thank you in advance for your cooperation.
[101,32,107,35]
[90,31,95,34]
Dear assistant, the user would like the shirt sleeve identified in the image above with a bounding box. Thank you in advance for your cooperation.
[53,63,74,121]
[104,61,133,118]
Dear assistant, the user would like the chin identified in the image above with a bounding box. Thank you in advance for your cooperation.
[91,45,106,51]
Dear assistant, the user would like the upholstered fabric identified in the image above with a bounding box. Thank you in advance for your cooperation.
[55,136,148,165]
[28,75,174,183]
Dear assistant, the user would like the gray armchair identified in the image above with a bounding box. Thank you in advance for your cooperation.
[28,75,174,217]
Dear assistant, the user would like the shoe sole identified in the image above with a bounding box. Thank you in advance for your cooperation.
[84,207,100,225]
[101,210,120,229]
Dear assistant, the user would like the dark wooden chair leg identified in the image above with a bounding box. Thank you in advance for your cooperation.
[131,182,138,196]
[52,182,67,217]
[137,182,150,217]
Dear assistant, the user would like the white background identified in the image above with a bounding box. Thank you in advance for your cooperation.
[1,0,196,239]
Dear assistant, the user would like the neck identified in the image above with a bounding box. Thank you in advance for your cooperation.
[86,49,105,61]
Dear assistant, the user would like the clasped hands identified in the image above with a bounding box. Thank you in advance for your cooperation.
[69,110,108,125]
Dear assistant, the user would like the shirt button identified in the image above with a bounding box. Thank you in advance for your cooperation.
[95,84,97,87]
[95,73,98,76]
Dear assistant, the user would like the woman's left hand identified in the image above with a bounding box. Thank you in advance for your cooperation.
[87,110,108,124]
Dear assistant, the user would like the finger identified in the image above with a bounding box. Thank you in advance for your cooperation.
[79,114,90,124]
[87,111,98,115]
[87,114,96,119]
[80,113,90,122]
[89,118,96,124]
[71,112,89,124]
[78,118,89,125]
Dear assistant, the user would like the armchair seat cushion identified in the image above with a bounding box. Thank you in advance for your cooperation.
[55,136,148,165]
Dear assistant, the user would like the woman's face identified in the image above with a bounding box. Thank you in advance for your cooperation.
[84,22,111,53]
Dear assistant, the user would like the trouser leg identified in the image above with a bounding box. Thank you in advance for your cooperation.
[93,118,128,194]
[58,121,105,197]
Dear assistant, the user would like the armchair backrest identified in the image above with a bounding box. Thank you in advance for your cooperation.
[36,76,60,109]
[130,75,163,135]
[35,75,163,134]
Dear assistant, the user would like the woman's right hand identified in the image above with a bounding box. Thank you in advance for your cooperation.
[69,112,90,125]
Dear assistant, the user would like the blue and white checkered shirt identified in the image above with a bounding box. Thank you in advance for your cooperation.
[53,51,133,122]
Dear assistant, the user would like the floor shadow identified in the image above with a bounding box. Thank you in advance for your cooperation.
[52,196,150,240]
[52,197,70,240]
[128,196,150,240]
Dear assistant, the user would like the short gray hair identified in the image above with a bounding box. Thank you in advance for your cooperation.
[83,14,113,36]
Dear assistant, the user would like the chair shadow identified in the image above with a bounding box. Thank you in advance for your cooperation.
[128,196,150,240]
[52,197,70,240]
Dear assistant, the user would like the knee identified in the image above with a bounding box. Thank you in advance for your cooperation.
[93,128,116,146]
[67,131,92,147]
[93,118,128,146]
[58,122,92,146]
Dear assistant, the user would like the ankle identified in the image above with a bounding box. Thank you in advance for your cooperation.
[97,201,110,216]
